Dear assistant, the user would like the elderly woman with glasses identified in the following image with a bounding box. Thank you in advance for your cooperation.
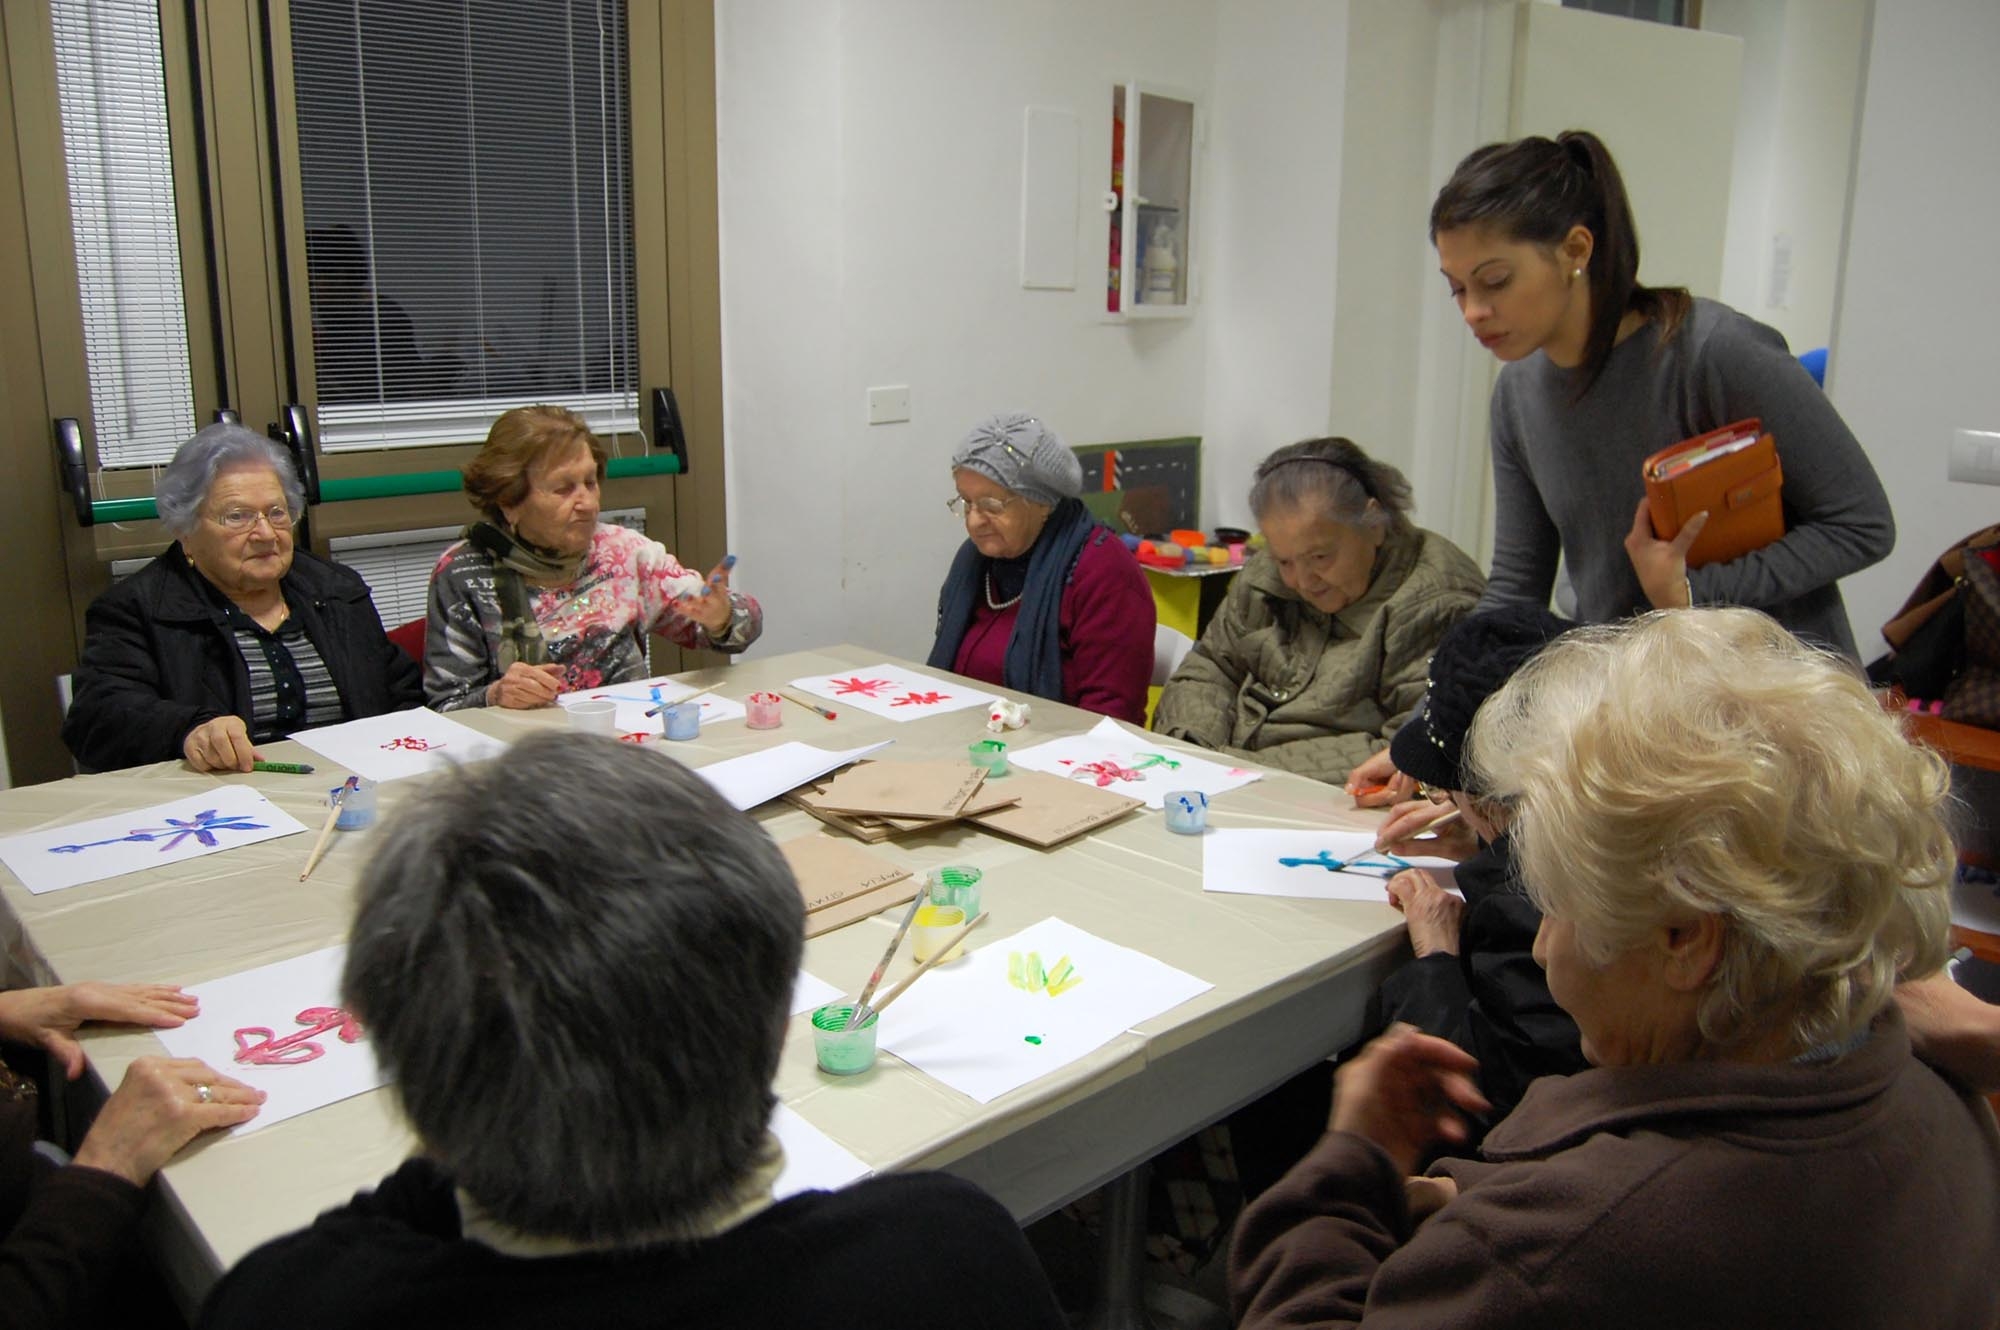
[1230,608,2000,1329]
[63,423,421,773]
[1153,438,1485,784]
[927,413,1153,722]
[426,404,762,710]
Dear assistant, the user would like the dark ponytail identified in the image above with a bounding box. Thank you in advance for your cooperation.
[1430,129,1689,396]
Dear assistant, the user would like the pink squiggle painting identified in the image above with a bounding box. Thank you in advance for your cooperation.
[233,1006,366,1067]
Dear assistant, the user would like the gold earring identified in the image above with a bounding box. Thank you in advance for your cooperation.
[1571,268,1583,281]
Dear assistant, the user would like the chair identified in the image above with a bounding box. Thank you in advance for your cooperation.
[1145,626,1196,728]
[386,617,426,664]
[1888,690,2000,959]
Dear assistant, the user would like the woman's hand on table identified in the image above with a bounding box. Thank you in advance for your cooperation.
[183,715,257,773]
[0,983,199,1080]
[1329,1024,1488,1177]
[1385,869,1465,959]
[487,662,566,709]
[1624,499,1707,610]
[1375,799,1478,859]
[677,557,738,636]
[1344,749,1413,809]
[72,1057,263,1186]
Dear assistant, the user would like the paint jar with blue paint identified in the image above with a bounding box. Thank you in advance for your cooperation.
[662,702,701,741]
[927,864,983,920]
[331,779,378,830]
[810,1003,879,1076]
[1163,790,1208,835]
[967,739,1008,776]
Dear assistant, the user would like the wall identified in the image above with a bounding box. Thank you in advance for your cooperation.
[1704,0,1867,356]
[717,0,1219,661]
[1198,0,1347,529]
[1828,0,2000,657]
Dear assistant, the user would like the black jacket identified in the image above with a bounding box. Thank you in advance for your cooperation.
[62,544,422,772]
[1376,833,1585,1134]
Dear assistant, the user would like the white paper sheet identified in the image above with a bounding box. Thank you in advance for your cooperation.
[287,708,507,782]
[0,787,308,896]
[789,969,841,1017]
[154,945,386,1134]
[876,916,1212,1105]
[771,1104,872,1198]
[694,741,894,812]
[558,676,748,734]
[1202,828,1460,903]
[788,663,996,722]
[1006,716,1263,810]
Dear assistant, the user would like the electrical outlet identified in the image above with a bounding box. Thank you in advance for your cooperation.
[867,386,911,425]
[1948,428,2000,487]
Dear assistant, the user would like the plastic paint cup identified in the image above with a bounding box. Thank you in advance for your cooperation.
[331,779,378,830]
[745,691,784,729]
[927,864,983,920]
[810,1004,879,1076]
[967,739,1008,776]
[1163,790,1208,835]
[910,903,969,964]
[568,699,618,734]
[662,702,701,741]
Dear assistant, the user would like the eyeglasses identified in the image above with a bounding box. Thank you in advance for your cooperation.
[208,505,296,533]
[946,494,1019,518]
[1415,781,1453,804]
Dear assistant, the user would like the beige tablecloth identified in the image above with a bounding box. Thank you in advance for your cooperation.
[0,646,1408,1312]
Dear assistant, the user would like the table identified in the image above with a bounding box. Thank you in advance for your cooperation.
[0,646,1407,1317]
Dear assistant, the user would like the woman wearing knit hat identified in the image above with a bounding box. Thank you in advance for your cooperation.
[927,413,1154,722]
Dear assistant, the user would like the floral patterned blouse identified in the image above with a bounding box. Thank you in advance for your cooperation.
[423,524,762,710]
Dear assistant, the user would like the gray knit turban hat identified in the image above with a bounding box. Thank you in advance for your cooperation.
[951,412,1083,507]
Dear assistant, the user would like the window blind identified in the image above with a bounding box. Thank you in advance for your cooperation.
[328,507,646,628]
[50,0,198,470]
[289,0,639,451]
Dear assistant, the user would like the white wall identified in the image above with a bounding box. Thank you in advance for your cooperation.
[718,0,1219,661]
[1829,0,2000,658]
[1705,0,1867,356]
[1198,0,1348,530]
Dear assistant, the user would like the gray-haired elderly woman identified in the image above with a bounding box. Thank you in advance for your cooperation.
[1153,437,1484,783]
[927,412,1154,722]
[63,423,420,772]
[199,733,1068,1330]
[1230,608,2000,1328]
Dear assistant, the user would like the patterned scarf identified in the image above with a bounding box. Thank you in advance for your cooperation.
[463,522,589,670]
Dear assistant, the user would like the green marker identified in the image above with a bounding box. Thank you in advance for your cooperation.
[252,760,316,774]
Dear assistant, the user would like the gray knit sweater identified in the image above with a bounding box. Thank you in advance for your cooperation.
[1481,298,1892,657]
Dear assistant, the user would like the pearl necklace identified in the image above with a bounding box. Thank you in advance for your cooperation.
[984,572,1024,611]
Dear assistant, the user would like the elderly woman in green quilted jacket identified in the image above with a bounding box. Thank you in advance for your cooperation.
[1152,438,1484,784]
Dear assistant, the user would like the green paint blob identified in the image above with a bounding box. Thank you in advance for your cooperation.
[1024,1035,1044,1045]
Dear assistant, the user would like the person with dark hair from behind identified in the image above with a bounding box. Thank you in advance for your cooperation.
[198,732,1066,1330]
[1349,129,1893,808]
[1370,607,1585,1137]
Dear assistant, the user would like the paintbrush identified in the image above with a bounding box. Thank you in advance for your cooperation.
[844,885,928,1029]
[645,685,715,718]
[869,913,989,1015]
[299,776,358,881]
[780,690,838,721]
[1412,807,1465,839]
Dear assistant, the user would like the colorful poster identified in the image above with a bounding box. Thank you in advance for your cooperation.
[1005,716,1262,810]
[1202,828,1459,903]
[788,664,996,722]
[876,916,1212,1104]
[0,787,308,896]
[154,945,386,1134]
[287,708,507,782]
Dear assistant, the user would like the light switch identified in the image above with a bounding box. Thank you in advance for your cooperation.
[1948,428,2000,487]
[867,385,911,425]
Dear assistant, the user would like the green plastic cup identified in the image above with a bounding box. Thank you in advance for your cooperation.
[811,1003,879,1075]
[927,865,983,920]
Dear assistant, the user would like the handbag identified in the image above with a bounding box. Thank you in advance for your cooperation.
[1642,419,1785,568]
[1945,550,2000,728]
[1867,525,2000,713]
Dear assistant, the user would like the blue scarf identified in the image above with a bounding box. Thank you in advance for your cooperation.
[928,497,1104,703]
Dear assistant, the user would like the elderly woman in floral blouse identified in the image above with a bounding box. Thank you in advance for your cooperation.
[425,405,762,709]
